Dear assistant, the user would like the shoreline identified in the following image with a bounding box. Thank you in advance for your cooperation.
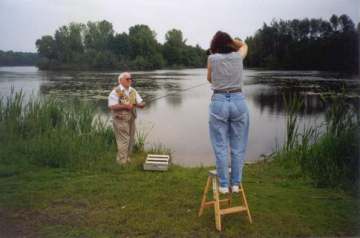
[1,65,357,77]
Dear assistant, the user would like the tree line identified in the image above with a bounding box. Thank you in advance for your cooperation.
[33,14,360,73]
[35,21,207,70]
[244,14,359,74]
[0,50,39,66]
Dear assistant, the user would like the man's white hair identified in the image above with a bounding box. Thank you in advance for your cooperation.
[118,72,131,82]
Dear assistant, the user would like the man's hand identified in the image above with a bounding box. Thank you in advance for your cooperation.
[109,103,133,111]
[124,104,134,110]
[135,102,145,109]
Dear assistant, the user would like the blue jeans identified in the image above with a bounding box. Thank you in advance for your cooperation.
[209,92,249,187]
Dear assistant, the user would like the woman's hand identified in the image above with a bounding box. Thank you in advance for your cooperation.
[231,38,244,50]
[232,38,248,59]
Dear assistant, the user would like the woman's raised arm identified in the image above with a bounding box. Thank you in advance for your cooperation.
[232,39,248,59]
[207,58,212,83]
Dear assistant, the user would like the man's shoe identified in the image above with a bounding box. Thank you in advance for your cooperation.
[219,186,229,194]
[231,185,240,193]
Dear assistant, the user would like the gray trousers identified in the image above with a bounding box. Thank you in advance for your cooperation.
[112,110,136,163]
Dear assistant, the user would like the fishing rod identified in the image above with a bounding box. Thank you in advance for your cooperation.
[145,81,209,103]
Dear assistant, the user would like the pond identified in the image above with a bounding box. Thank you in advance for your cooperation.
[0,66,359,166]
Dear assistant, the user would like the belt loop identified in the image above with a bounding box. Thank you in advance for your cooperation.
[226,93,230,101]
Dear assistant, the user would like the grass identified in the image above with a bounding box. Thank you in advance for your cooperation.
[1,156,359,237]
[0,91,359,237]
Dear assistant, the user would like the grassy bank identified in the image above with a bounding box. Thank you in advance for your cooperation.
[0,91,359,237]
[1,155,359,237]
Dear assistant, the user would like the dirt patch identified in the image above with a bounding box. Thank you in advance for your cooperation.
[0,208,37,238]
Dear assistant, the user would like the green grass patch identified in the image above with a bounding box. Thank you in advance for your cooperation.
[0,156,359,237]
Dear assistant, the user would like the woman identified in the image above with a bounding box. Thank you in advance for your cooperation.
[207,31,249,194]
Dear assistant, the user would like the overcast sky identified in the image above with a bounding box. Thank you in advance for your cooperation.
[0,0,359,52]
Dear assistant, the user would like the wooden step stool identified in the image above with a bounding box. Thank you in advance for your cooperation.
[143,154,170,171]
[198,169,252,231]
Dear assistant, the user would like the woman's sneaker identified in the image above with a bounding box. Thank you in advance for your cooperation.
[231,185,240,193]
[219,186,229,194]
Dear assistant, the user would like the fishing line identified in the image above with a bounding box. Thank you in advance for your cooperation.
[145,81,209,103]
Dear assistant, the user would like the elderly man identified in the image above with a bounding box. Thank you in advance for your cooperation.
[108,72,145,164]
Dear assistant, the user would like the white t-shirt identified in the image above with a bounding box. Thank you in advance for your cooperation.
[108,84,143,107]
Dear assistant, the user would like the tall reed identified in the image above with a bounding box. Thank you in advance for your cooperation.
[0,91,116,169]
[278,92,359,192]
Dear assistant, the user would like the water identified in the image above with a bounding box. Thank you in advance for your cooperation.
[0,66,359,167]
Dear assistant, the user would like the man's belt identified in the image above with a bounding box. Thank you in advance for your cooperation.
[213,88,242,94]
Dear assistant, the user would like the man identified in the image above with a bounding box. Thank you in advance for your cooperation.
[108,72,145,164]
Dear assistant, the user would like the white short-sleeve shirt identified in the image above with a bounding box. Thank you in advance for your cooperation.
[108,84,143,107]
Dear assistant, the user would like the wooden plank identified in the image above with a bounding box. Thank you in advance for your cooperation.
[212,177,222,231]
[146,160,169,163]
[143,164,168,171]
[204,199,230,206]
[198,176,211,217]
[203,199,230,209]
[146,158,169,162]
[240,184,253,224]
[144,161,168,165]
[148,154,169,157]
[147,154,170,158]
[220,206,247,215]
[147,156,169,160]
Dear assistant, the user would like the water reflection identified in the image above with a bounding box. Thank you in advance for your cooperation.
[251,89,325,116]
[247,71,360,116]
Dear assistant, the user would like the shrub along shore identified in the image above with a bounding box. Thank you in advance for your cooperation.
[0,91,359,237]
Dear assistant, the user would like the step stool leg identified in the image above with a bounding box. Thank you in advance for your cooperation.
[227,189,232,208]
[212,177,222,231]
[240,184,253,224]
[198,176,211,217]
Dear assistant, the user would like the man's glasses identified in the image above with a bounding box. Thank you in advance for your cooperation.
[125,77,133,81]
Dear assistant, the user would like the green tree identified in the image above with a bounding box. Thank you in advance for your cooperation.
[84,20,114,51]
[34,21,206,70]
[338,14,355,32]
[163,29,186,66]
[36,35,56,59]
[0,50,39,66]
[128,24,164,69]
[244,14,358,74]
[54,25,72,63]
[128,24,158,58]
[109,33,131,60]
[330,15,339,31]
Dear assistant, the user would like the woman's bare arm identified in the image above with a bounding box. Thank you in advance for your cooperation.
[207,59,212,83]
[232,39,248,59]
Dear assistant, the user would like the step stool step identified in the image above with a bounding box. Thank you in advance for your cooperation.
[220,206,247,215]
[204,199,230,207]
